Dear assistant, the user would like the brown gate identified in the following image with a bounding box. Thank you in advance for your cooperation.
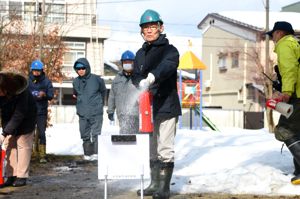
[244,112,264,129]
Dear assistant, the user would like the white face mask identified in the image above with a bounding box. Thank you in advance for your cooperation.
[123,63,132,71]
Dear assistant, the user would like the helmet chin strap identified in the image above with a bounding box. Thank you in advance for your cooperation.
[141,22,161,43]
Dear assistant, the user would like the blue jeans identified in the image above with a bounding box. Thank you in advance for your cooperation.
[79,114,103,142]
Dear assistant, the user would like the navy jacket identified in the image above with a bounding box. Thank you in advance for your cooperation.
[73,58,107,118]
[0,72,37,137]
[132,34,182,120]
[28,71,54,115]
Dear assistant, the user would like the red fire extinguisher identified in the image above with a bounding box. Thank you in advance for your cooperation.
[139,91,153,135]
[266,98,293,118]
[0,141,5,188]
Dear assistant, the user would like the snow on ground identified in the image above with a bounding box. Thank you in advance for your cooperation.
[46,123,298,196]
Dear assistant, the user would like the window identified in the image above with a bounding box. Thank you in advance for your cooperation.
[32,3,66,23]
[246,84,255,99]
[218,53,227,71]
[44,4,65,23]
[24,2,36,21]
[232,52,239,68]
[63,42,85,74]
[0,1,6,17]
[64,51,85,66]
[64,42,85,49]
[9,1,22,20]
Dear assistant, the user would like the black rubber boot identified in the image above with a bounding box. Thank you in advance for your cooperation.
[83,140,94,156]
[285,135,300,185]
[76,141,94,164]
[4,176,16,187]
[152,162,174,199]
[12,178,26,187]
[293,158,300,176]
[137,160,160,196]
[93,141,98,155]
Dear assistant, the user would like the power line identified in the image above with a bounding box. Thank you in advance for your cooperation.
[105,39,201,47]
[97,19,196,26]
[67,0,154,5]
[97,0,152,4]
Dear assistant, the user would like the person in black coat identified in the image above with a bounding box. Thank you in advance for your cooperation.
[73,58,107,162]
[28,60,54,163]
[0,72,37,187]
[131,9,181,199]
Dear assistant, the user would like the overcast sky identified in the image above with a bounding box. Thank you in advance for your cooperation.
[97,0,299,62]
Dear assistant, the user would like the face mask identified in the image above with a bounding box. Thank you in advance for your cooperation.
[123,63,132,71]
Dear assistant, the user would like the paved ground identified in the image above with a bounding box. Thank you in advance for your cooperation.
[0,155,299,199]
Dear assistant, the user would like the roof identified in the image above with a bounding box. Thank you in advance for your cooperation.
[198,13,262,31]
[178,51,207,70]
[217,11,300,31]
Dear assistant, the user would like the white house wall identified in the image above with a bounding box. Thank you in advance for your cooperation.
[202,19,258,42]
[201,25,257,110]
[86,41,104,76]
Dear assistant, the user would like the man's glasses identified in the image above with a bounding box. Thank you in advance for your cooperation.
[77,67,86,71]
[142,25,158,31]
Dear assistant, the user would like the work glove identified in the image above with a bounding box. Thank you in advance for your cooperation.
[108,113,114,121]
[146,73,155,85]
[139,79,149,88]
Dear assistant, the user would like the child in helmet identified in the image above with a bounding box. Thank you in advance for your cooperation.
[107,50,139,134]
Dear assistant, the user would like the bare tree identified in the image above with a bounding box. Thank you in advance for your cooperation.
[224,37,277,133]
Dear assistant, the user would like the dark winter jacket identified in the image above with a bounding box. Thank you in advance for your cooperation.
[132,34,182,119]
[28,71,54,115]
[0,72,37,137]
[73,58,107,118]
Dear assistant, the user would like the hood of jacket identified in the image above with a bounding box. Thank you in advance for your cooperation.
[142,34,168,50]
[274,35,299,52]
[73,58,91,79]
[1,71,28,95]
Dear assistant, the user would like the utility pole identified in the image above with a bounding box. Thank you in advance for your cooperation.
[265,0,269,76]
[38,0,45,60]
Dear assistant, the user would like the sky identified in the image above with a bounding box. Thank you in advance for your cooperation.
[96,0,300,62]
[46,123,300,196]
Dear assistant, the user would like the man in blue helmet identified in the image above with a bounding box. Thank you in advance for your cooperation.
[266,21,300,185]
[131,9,181,199]
[73,58,107,163]
[28,60,54,163]
[107,50,139,134]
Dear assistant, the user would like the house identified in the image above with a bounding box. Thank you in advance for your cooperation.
[0,0,111,105]
[197,11,300,111]
[282,1,300,12]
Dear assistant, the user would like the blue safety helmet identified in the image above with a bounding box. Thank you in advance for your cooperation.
[139,9,163,27]
[121,50,135,61]
[31,60,43,70]
[75,63,85,68]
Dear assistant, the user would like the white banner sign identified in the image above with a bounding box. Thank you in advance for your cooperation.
[98,134,150,179]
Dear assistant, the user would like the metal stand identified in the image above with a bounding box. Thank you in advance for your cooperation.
[104,175,107,199]
[140,165,144,199]
[104,165,108,199]
[103,164,145,199]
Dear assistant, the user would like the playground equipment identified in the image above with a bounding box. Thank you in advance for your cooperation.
[178,49,213,130]
[195,107,220,132]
